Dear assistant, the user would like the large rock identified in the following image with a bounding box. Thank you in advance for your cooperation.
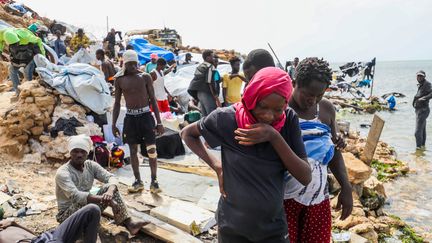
[60,95,75,104]
[22,153,42,164]
[35,96,56,107]
[343,152,372,184]
[334,215,368,230]
[30,126,44,136]
[0,136,24,157]
[31,87,48,97]
[363,176,386,198]
[359,230,378,243]
[349,223,374,234]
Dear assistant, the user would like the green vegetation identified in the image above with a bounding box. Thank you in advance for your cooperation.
[371,159,408,182]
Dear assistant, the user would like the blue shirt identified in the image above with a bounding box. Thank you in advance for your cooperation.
[54,38,67,57]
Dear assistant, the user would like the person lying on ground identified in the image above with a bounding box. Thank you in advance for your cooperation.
[150,58,176,113]
[284,57,353,243]
[242,49,275,83]
[181,67,311,243]
[0,204,101,243]
[112,50,164,194]
[222,56,246,106]
[96,49,116,84]
[55,134,148,235]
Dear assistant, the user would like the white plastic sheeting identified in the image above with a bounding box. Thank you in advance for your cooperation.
[164,63,232,111]
[34,54,112,115]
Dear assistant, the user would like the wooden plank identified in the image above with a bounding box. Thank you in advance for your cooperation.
[197,186,220,212]
[103,208,202,243]
[362,115,385,165]
[150,200,216,236]
[136,191,176,208]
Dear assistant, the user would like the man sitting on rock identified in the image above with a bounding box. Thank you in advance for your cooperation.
[55,134,148,235]
[0,204,101,243]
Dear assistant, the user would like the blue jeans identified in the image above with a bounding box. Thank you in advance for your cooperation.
[9,60,35,94]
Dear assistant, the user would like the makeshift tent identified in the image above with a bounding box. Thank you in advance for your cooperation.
[34,54,112,115]
[129,38,175,65]
[164,63,233,111]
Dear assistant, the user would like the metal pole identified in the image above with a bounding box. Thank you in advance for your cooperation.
[369,57,376,98]
[267,43,283,69]
[106,16,109,33]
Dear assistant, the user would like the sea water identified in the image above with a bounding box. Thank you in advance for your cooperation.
[332,60,432,239]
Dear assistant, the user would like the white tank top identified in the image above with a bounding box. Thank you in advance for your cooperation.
[153,70,167,101]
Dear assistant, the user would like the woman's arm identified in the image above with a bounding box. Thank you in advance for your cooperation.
[181,123,226,197]
[323,100,353,220]
[235,124,311,185]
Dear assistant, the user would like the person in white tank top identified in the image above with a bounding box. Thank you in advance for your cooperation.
[150,58,176,112]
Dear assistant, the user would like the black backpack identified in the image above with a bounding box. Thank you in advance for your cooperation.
[9,43,39,65]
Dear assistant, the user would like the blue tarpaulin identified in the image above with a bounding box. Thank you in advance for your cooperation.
[129,38,175,65]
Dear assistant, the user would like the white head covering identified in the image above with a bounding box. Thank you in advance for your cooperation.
[123,50,139,64]
[68,134,93,154]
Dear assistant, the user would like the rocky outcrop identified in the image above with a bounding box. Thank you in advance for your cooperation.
[343,152,372,184]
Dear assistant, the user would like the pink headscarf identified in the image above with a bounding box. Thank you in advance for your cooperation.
[234,67,293,132]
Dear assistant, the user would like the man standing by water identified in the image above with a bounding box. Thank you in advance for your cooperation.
[413,70,432,149]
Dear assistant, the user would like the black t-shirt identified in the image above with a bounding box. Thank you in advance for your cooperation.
[199,106,306,241]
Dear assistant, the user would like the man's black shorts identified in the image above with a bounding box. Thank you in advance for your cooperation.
[122,112,156,145]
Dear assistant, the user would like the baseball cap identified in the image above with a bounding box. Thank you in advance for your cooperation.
[417,70,426,77]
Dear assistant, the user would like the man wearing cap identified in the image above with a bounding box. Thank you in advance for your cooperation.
[413,70,432,149]
[55,134,148,235]
[145,53,158,73]
[112,50,164,193]
[0,27,45,96]
[181,53,198,65]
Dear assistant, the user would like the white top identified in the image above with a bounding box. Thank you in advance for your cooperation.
[284,104,330,206]
[152,70,167,101]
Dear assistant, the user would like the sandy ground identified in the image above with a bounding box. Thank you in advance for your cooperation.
[0,156,163,242]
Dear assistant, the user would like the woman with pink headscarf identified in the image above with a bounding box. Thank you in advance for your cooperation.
[182,67,311,242]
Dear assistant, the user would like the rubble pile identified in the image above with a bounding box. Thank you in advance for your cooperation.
[344,131,410,182]
[0,80,56,157]
[330,132,421,242]
[328,96,389,114]
[178,45,245,61]
[0,79,102,162]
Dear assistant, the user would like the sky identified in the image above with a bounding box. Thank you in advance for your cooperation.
[20,0,432,62]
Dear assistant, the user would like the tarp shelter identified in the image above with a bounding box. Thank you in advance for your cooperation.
[164,62,233,111]
[129,38,175,65]
[34,54,112,115]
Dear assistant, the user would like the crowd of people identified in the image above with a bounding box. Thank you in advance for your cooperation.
[0,24,431,243]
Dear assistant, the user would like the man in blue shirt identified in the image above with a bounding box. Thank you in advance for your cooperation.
[54,30,66,58]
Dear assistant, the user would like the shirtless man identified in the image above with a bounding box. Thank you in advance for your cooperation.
[96,49,116,84]
[112,50,164,193]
